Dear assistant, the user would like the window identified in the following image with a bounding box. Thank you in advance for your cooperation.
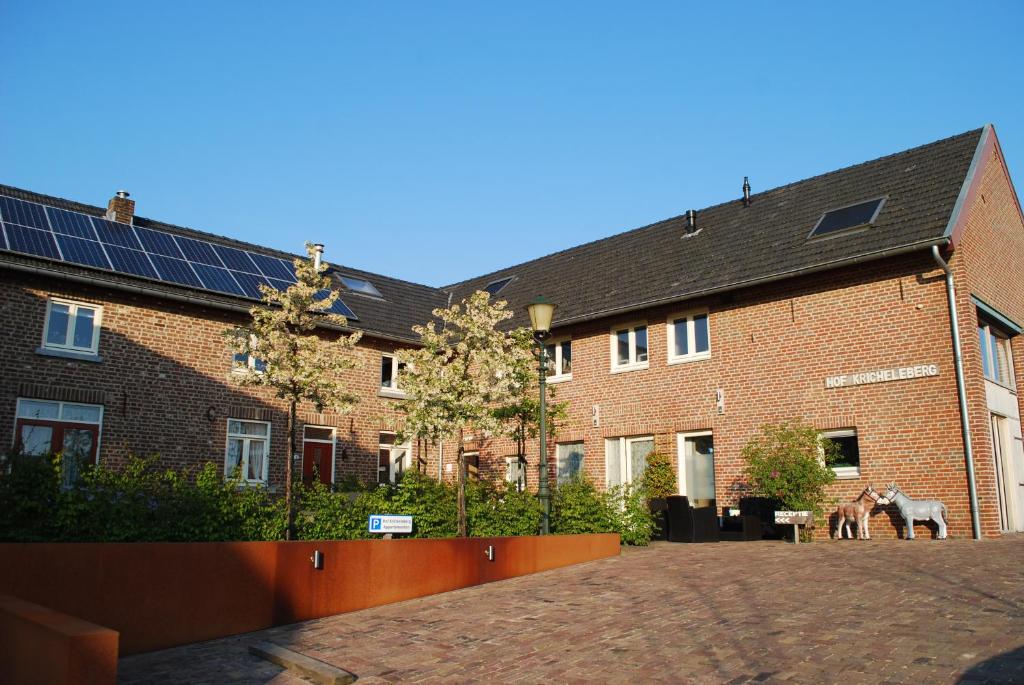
[380,354,407,396]
[677,431,715,507]
[231,333,266,373]
[483,277,513,297]
[978,318,1016,387]
[42,299,101,355]
[605,436,653,487]
[822,428,860,479]
[506,456,527,492]
[667,310,710,363]
[340,276,383,298]
[808,197,886,238]
[225,419,271,484]
[543,339,573,381]
[464,451,480,481]
[14,398,103,485]
[378,432,411,483]
[610,323,648,372]
[556,442,584,485]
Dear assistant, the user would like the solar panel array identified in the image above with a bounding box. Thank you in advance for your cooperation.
[0,194,357,320]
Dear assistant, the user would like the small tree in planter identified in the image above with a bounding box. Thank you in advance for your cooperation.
[640,452,675,540]
[741,419,837,540]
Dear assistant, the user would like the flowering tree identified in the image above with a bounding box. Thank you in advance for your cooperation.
[397,291,532,536]
[491,327,567,491]
[741,419,837,518]
[225,243,361,538]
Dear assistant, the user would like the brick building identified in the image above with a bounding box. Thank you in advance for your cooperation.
[2,125,1022,538]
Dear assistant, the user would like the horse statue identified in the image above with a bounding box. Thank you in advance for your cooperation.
[880,483,948,540]
[833,484,884,540]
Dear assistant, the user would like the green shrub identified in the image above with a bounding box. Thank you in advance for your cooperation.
[612,483,657,546]
[466,480,541,537]
[741,419,837,520]
[640,452,675,500]
[551,477,617,535]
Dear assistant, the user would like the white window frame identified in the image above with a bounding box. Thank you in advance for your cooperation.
[556,441,585,485]
[609,322,649,373]
[505,456,527,492]
[666,309,711,364]
[224,418,271,485]
[605,435,654,487]
[42,298,102,355]
[544,338,573,383]
[379,354,407,398]
[821,428,860,479]
[676,430,713,497]
[378,431,412,483]
[978,318,1016,388]
[231,333,266,375]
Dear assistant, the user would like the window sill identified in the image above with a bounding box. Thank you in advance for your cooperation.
[36,347,102,363]
[667,352,711,366]
[547,374,572,384]
[378,388,408,399]
[832,467,861,480]
[611,362,649,374]
[983,377,1018,394]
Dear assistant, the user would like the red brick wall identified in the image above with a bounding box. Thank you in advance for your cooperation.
[955,139,1024,536]
[0,271,434,488]
[475,252,981,539]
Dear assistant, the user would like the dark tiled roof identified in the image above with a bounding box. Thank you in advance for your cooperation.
[0,184,448,342]
[445,128,985,329]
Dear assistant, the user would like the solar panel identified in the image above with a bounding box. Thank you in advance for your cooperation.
[174,236,222,267]
[92,217,143,250]
[212,244,260,274]
[249,253,295,281]
[314,290,359,320]
[230,271,272,299]
[47,207,99,240]
[4,223,60,259]
[55,235,111,270]
[809,198,886,238]
[0,194,358,322]
[149,254,203,288]
[0,195,50,229]
[340,275,383,298]
[191,263,245,296]
[106,245,159,279]
[135,226,185,259]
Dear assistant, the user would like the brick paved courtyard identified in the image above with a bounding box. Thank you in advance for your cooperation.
[119,536,1024,684]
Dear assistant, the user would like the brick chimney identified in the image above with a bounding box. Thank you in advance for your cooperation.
[106,190,135,225]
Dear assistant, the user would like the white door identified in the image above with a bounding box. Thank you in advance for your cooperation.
[677,431,716,507]
[605,436,654,487]
[1012,436,1024,533]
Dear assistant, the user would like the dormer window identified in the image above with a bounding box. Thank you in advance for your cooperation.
[808,197,886,239]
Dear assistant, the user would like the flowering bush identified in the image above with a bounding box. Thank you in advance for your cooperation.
[740,419,837,519]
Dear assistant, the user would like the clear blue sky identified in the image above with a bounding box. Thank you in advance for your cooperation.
[2,2,1021,287]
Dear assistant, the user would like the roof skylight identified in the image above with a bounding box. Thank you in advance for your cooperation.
[808,197,886,238]
[483,276,513,296]
[340,275,383,298]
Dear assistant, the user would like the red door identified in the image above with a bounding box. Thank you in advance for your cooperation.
[302,441,333,487]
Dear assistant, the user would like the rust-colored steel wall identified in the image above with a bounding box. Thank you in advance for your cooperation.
[0,534,619,655]
[0,594,119,685]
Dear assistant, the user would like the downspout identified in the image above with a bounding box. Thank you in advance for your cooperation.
[932,245,982,540]
[438,440,444,481]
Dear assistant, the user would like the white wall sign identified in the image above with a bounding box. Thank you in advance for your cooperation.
[825,364,938,389]
[368,514,413,534]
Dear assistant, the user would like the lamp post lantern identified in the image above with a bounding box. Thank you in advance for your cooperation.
[526,296,556,534]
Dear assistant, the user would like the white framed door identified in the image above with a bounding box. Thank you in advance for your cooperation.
[378,432,411,483]
[605,436,654,487]
[676,431,716,507]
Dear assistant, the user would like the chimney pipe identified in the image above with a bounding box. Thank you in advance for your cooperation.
[685,209,697,233]
[742,177,751,207]
[313,243,324,271]
[106,190,135,225]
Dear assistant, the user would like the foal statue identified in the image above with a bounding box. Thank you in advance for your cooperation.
[881,483,948,540]
[834,484,883,540]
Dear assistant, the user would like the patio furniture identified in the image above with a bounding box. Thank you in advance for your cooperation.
[719,508,763,541]
[666,495,720,543]
[739,496,785,539]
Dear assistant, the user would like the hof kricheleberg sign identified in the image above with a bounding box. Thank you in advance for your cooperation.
[825,363,938,389]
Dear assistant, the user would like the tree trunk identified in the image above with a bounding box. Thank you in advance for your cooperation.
[457,429,467,537]
[285,400,296,540]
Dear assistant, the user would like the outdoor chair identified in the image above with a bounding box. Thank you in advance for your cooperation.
[666,495,720,543]
[718,507,763,541]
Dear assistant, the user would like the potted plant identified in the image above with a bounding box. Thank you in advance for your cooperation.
[641,452,676,541]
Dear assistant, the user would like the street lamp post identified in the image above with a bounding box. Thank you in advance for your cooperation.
[526,296,556,535]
